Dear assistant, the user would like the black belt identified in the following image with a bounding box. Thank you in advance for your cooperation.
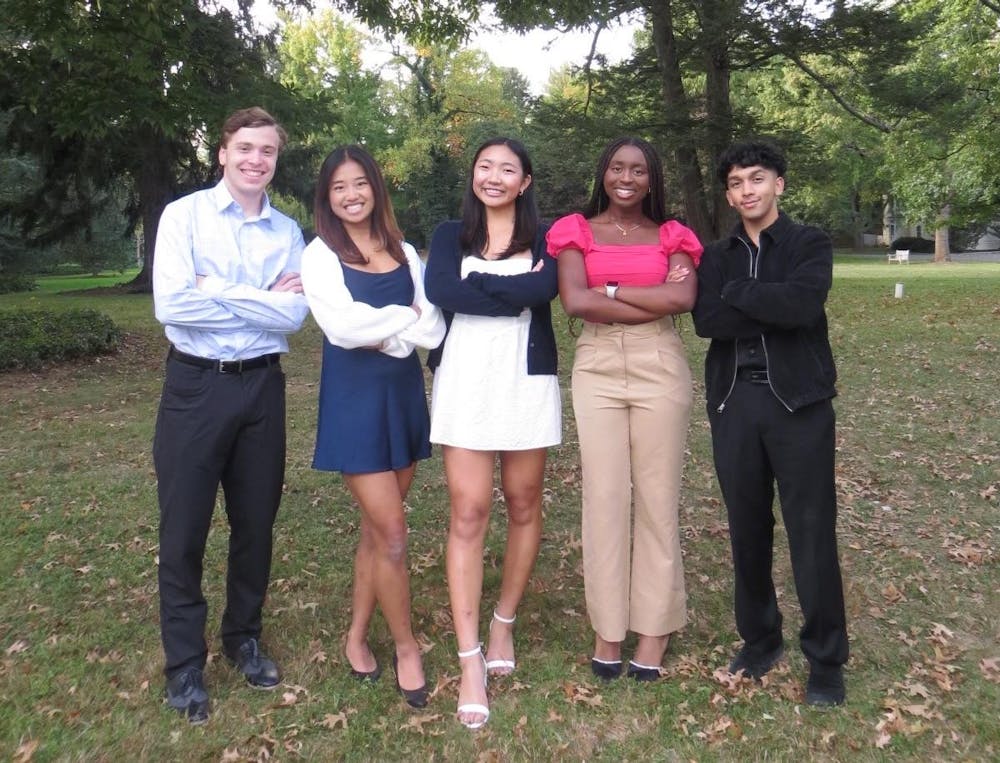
[169,347,280,374]
[736,368,770,384]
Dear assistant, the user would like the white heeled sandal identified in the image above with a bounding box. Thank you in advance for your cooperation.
[485,609,516,675]
[456,644,489,730]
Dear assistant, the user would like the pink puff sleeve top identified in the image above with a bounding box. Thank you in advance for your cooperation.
[546,213,703,288]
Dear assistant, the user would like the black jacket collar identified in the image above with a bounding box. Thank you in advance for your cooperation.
[728,210,793,246]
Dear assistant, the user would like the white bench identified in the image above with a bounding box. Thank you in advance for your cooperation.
[887,249,910,264]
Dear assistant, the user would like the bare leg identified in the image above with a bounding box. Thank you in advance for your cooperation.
[485,448,546,674]
[444,446,494,727]
[632,632,670,668]
[343,465,424,691]
[345,514,378,673]
[594,632,623,662]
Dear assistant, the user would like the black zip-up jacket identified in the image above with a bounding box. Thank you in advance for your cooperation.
[691,211,837,413]
[424,220,558,375]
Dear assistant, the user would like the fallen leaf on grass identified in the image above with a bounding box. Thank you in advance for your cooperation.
[14,739,39,763]
[400,713,444,735]
[219,748,241,762]
[562,681,603,707]
[6,640,28,656]
[695,715,741,744]
[899,681,930,698]
[979,657,1000,683]
[318,712,348,730]
[882,582,905,603]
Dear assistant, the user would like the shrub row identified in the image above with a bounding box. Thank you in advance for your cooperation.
[889,236,935,253]
[0,308,122,371]
[0,274,38,295]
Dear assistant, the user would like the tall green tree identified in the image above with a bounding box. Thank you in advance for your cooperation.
[379,44,533,243]
[331,1,918,240]
[1,0,298,290]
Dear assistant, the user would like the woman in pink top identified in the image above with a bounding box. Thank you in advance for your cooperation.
[547,137,702,681]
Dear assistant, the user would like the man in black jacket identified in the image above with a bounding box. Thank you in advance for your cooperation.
[692,141,848,706]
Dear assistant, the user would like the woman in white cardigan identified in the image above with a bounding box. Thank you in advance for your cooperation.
[301,146,444,708]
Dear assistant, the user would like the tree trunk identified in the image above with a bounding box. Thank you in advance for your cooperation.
[647,0,713,242]
[127,125,175,292]
[934,203,952,263]
[702,0,738,239]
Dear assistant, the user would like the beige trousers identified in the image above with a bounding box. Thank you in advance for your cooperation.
[572,317,691,641]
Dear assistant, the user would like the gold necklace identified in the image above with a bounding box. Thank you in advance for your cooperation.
[613,221,640,237]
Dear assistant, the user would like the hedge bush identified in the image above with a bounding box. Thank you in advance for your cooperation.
[889,236,935,253]
[0,308,122,370]
[0,274,38,295]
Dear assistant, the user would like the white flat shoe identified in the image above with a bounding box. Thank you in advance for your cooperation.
[484,609,516,675]
[456,644,489,729]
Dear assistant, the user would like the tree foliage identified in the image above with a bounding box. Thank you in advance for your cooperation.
[0,0,299,290]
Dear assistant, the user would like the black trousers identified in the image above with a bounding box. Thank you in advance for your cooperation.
[153,355,286,679]
[708,381,849,671]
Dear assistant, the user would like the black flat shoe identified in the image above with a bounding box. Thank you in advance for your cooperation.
[392,655,428,709]
[226,638,281,689]
[591,657,623,680]
[165,668,210,725]
[627,660,662,682]
[350,660,382,682]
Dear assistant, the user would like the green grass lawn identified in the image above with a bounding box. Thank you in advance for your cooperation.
[1,259,998,760]
[21,268,142,295]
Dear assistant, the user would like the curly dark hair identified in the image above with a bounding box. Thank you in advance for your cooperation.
[716,140,787,185]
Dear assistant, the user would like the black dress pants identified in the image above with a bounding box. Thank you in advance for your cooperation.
[153,355,286,679]
[708,381,848,670]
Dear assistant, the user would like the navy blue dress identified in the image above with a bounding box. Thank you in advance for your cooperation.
[312,264,432,474]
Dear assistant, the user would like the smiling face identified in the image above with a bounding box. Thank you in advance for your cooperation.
[602,144,650,211]
[327,159,374,227]
[218,125,281,209]
[725,164,784,229]
[471,144,531,211]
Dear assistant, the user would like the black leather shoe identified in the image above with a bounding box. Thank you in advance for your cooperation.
[806,666,845,706]
[392,655,428,708]
[165,668,210,725]
[627,660,662,682]
[591,657,623,680]
[728,641,785,680]
[227,638,280,689]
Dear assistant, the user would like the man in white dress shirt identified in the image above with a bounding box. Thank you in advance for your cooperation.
[152,107,308,724]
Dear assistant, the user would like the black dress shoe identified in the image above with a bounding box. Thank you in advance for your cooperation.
[806,665,845,706]
[627,660,662,682]
[227,638,281,689]
[728,641,785,680]
[392,655,428,708]
[591,657,623,680]
[165,668,210,725]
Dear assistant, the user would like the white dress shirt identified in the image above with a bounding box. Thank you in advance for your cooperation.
[153,181,309,360]
[301,238,445,358]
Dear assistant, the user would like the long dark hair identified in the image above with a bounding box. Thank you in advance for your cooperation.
[582,137,667,224]
[459,137,538,259]
[313,145,405,266]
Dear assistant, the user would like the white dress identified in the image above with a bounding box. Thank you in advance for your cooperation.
[430,256,561,450]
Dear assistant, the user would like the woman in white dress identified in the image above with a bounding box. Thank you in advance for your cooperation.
[425,137,560,729]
